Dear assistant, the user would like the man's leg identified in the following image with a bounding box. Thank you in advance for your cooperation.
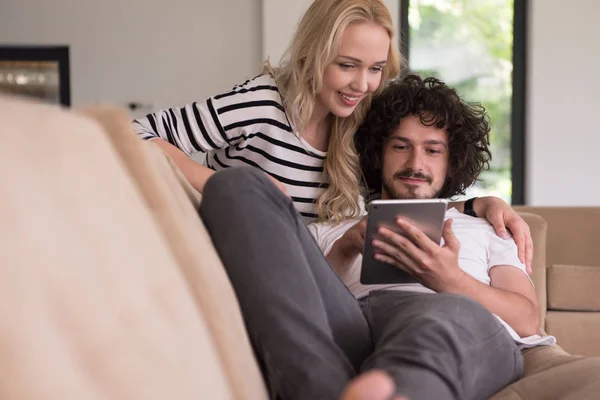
[361,291,524,400]
[199,167,372,400]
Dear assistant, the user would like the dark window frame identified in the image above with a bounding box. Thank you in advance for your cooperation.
[399,0,527,204]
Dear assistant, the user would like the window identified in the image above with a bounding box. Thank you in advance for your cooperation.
[400,0,526,204]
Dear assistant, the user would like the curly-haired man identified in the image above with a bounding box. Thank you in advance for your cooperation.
[309,74,555,398]
[198,75,554,400]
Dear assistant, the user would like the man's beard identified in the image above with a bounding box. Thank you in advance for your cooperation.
[381,169,441,200]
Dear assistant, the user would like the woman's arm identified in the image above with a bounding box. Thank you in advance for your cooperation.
[151,139,215,193]
[451,197,533,274]
[133,75,289,194]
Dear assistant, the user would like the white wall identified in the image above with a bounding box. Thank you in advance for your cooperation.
[527,0,600,205]
[0,0,261,115]
[262,0,399,64]
[2,0,597,206]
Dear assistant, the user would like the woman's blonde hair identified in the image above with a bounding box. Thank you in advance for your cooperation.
[264,0,402,221]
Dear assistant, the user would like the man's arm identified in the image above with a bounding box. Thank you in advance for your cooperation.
[446,266,540,337]
[371,218,540,337]
[325,217,367,279]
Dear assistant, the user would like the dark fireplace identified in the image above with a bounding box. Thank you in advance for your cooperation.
[0,46,71,106]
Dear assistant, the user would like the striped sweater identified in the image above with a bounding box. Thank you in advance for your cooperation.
[132,74,327,223]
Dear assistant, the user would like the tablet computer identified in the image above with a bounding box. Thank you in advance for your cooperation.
[360,199,448,284]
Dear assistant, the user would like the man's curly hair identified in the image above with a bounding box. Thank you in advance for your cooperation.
[355,74,492,200]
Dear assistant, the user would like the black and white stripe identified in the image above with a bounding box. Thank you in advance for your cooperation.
[132,74,327,223]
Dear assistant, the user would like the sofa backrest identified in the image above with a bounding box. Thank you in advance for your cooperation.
[514,207,600,267]
[0,95,237,399]
[78,105,268,400]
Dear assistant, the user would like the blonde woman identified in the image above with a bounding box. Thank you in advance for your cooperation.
[133,0,532,267]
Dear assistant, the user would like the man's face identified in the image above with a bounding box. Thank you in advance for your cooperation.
[380,115,450,200]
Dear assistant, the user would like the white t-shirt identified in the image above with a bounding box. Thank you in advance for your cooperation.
[308,208,556,348]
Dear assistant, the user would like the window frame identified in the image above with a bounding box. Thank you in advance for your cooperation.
[399,0,528,204]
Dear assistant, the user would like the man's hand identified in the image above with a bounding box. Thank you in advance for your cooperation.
[335,216,368,258]
[474,196,533,274]
[371,218,467,292]
[326,216,367,276]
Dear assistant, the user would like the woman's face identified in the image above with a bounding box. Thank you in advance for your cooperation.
[317,22,391,119]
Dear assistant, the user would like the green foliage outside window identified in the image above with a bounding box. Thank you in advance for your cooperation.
[408,0,514,202]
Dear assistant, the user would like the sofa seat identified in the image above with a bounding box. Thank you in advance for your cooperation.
[491,345,600,399]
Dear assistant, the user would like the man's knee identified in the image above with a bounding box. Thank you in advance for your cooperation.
[202,166,278,207]
[201,166,291,223]
[204,166,267,194]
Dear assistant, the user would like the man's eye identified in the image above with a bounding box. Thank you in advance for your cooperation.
[394,145,407,150]
[427,149,441,154]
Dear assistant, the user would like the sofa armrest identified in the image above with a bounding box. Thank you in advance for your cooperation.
[516,211,548,329]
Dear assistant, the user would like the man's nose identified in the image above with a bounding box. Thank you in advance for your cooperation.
[406,150,425,171]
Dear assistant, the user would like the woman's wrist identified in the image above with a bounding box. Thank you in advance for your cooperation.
[464,197,478,217]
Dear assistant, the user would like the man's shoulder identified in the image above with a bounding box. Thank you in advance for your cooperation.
[447,208,500,236]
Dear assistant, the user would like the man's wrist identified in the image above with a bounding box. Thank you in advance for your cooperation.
[439,270,470,294]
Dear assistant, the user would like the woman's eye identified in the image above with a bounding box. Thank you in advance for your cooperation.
[339,63,354,70]
[370,66,383,73]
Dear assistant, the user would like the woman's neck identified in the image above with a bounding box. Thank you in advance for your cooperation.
[302,108,331,152]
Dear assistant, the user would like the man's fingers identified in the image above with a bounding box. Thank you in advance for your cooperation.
[372,240,421,274]
[442,219,460,252]
[376,227,423,259]
[392,219,437,252]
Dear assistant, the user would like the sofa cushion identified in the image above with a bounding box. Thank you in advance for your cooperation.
[0,95,233,399]
[548,264,600,311]
[78,105,268,400]
[546,311,600,357]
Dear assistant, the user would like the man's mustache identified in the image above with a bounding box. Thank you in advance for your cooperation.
[394,169,432,183]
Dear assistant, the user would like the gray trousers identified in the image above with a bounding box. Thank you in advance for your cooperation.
[199,167,523,400]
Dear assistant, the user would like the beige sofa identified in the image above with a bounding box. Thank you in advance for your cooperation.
[1,95,599,399]
[513,206,600,358]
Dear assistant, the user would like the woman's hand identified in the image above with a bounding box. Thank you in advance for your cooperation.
[474,197,533,274]
[266,174,289,196]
